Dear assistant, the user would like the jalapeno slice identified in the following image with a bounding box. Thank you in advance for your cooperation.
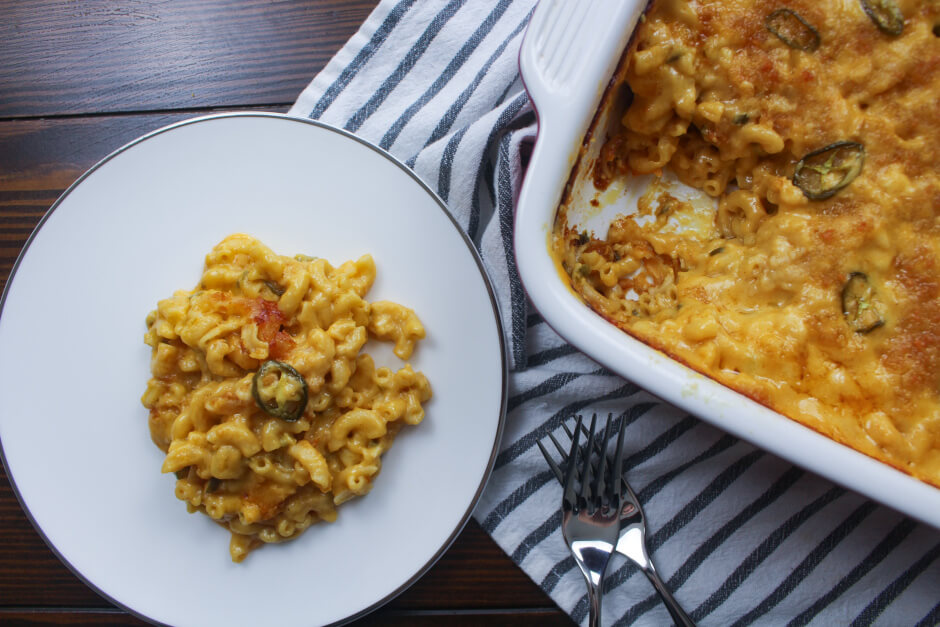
[263,280,285,297]
[252,360,308,421]
[841,272,885,333]
[860,0,904,36]
[765,9,821,51]
[793,141,865,200]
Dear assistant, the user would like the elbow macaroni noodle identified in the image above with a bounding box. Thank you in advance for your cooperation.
[555,0,940,486]
[142,234,432,561]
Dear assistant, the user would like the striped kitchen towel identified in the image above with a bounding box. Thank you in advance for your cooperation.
[289,1,940,625]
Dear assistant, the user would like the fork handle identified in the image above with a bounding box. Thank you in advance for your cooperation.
[640,565,696,627]
[578,570,603,627]
[572,547,609,627]
[586,577,602,627]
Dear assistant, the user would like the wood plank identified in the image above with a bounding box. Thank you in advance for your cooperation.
[0,608,572,626]
[359,611,572,627]
[0,0,379,118]
[0,610,149,626]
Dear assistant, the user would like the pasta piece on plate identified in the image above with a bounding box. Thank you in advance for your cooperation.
[142,234,432,561]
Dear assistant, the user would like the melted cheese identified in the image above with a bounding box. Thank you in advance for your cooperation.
[555,0,940,486]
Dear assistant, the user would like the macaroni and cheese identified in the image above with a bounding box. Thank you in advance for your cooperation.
[142,234,432,561]
[555,0,940,485]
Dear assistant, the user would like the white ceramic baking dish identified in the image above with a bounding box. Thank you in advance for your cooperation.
[514,0,940,528]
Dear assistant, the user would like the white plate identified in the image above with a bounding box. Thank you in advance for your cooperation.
[0,113,508,626]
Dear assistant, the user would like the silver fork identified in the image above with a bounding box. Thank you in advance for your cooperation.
[539,417,696,627]
[543,413,626,626]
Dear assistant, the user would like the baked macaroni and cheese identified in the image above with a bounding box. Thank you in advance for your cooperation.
[142,234,432,561]
[555,0,940,485]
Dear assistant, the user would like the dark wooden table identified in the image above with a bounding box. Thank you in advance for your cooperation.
[0,1,569,625]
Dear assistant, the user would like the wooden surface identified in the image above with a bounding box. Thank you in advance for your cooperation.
[0,1,570,625]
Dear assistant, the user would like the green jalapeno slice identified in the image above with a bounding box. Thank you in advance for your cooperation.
[252,360,308,422]
[765,9,821,51]
[262,280,285,297]
[860,0,904,36]
[841,272,885,333]
[793,141,865,200]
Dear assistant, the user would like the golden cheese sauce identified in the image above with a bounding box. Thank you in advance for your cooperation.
[554,0,940,485]
[142,235,432,561]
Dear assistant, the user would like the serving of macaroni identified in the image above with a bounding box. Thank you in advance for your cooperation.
[142,234,432,561]
[555,0,940,484]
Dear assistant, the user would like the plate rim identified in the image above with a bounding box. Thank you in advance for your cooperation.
[0,111,510,627]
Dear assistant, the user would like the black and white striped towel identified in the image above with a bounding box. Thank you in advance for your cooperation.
[289,1,940,625]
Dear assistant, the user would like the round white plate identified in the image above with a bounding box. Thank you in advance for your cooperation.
[0,113,507,627]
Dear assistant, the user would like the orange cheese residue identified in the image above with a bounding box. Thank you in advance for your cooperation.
[554,0,940,486]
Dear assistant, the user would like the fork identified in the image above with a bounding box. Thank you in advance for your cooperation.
[539,417,696,627]
[544,413,626,626]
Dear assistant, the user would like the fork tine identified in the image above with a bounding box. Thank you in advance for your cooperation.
[544,415,593,487]
[560,418,575,441]
[547,429,568,458]
[596,413,614,504]
[562,417,593,442]
[545,413,633,508]
[612,411,628,503]
[542,414,600,488]
[579,413,598,505]
[561,415,583,509]
[537,439,564,484]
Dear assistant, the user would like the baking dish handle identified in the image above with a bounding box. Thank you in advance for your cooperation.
[519,0,646,149]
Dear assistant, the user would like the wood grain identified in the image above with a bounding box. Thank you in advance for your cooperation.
[0,610,571,626]
[0,0,377,118]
